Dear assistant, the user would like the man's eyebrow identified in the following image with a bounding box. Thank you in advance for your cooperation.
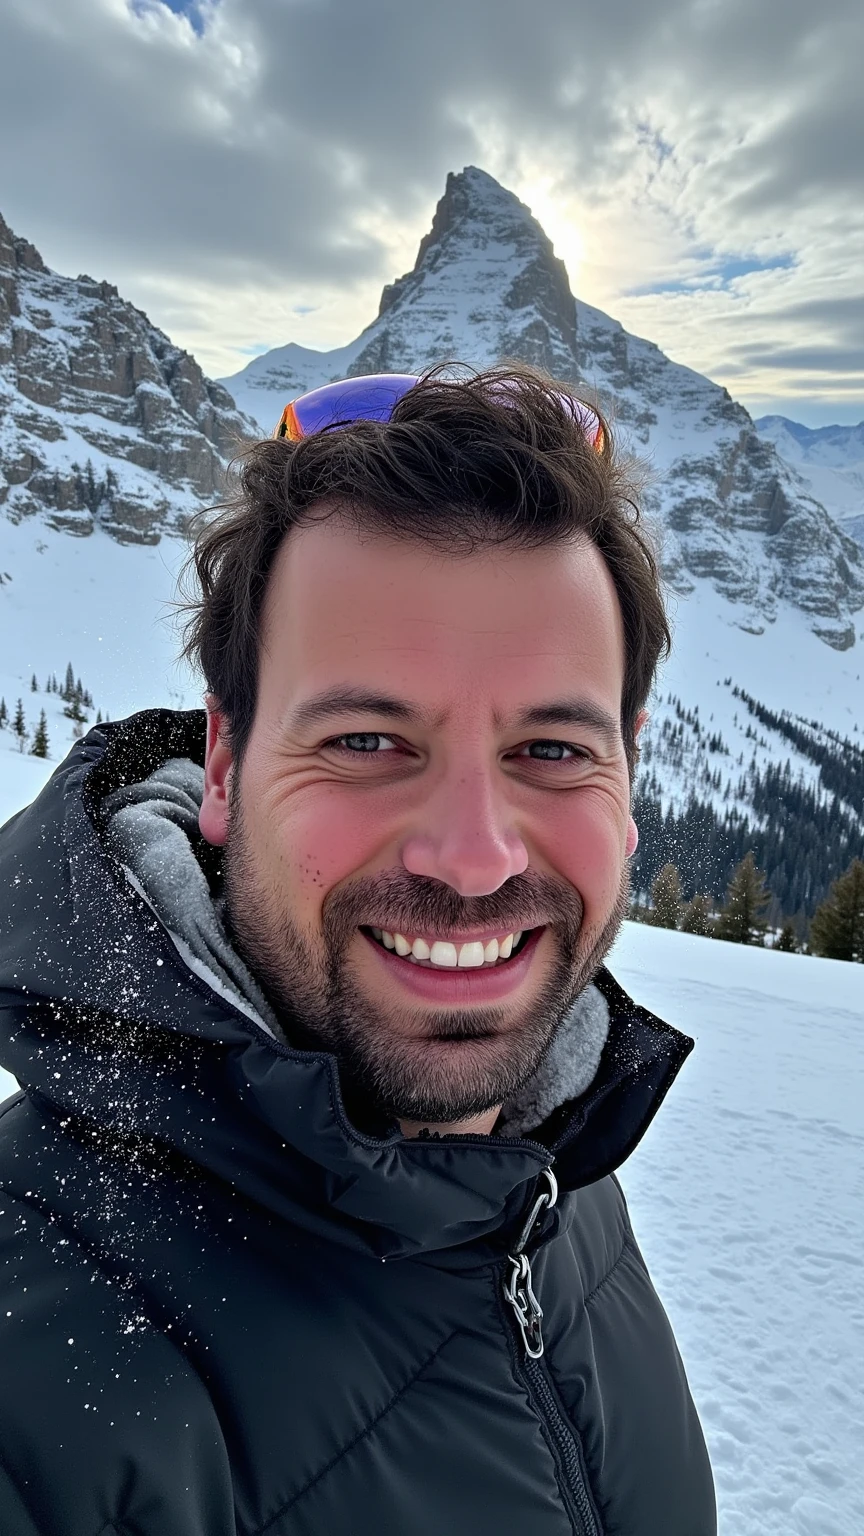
[289,688,622,743]
[289,687,428,733]
[513,699,622,746]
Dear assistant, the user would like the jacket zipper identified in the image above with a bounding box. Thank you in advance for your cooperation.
[502,1169,600,1536]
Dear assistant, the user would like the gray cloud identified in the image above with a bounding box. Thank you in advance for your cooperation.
[0,0,861,416]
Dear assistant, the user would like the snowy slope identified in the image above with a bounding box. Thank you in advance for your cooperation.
[0,516,194,824]
[611,923,864,1536]
[0,920,861,1535]
[756,415,864,550]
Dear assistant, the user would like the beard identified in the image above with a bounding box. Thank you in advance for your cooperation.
[223,799,629,1128]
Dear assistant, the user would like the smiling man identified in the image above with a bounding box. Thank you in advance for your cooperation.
[0,368,716,1535]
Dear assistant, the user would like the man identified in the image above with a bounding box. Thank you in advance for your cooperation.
[0,367,716,1534]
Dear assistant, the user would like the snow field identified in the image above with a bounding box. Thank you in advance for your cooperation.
[611,922,864,1535]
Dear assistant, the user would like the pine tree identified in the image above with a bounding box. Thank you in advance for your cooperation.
[680,893,714,936]
[0,697,6,728]
[13,699,26,752]
[29,710,49,759]
[648,863,682,929]
[810,859,864,963]
[63,695,87,725]
[715,852,770,945]
[63,662,75,702]
[30,673,38,693]
[774,920,798,953]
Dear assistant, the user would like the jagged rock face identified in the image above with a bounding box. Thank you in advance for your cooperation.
[222,166,863,650]
[0,213,256,545]
[347,167,580,379]
[572,301,864,647]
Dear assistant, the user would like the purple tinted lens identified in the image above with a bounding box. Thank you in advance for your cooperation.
[291,374,420,436]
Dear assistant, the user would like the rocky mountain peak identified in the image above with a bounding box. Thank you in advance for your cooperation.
[0,211,256,544]
[347,165,579,379]
[0,212,47,284]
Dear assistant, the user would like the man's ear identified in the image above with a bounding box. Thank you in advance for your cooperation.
[199,698,234,848]
[626,708,650,858]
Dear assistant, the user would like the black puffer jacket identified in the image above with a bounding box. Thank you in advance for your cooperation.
[0,713,715,1536]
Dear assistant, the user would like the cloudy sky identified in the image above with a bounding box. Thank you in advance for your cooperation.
[1,0,861,424]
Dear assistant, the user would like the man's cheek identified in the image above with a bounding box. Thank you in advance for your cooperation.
[552,810,625,913]
[285,803,384,902]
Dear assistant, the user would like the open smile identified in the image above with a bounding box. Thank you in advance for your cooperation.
[361,925,546,1004]
[364,926,536,968]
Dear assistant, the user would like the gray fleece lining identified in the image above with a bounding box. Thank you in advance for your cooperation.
[104,759,282,1038]
[103,758,610,1137]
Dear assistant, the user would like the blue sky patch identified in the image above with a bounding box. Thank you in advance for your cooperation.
[626,251,796,298]
[130,0,210,36]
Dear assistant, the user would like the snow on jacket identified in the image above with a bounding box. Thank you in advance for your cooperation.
[0,710,716,1536]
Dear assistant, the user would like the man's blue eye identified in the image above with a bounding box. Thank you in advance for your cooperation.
[340,733,385,752]
[527,741,572,760]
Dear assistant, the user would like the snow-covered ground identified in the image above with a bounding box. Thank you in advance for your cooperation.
[0,910,861,1533]
[612,922,864,1536]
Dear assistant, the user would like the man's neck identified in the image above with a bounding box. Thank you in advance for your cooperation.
[399,1106,501,1139]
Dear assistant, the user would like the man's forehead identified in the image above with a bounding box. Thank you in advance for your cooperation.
[269,519,621,623]
[261,519,626,694]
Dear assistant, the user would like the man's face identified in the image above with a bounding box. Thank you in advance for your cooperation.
[200,516,641,1129]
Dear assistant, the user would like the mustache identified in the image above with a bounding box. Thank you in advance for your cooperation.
[321,870,584,949]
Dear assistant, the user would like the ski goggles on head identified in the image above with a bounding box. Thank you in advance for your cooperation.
[273,371,605,452]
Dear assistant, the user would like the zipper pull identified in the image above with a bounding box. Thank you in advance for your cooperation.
[503,1168,558,1360]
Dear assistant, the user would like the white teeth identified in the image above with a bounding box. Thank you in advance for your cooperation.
[375,928,528,966]
[457,941,486,968]
[429,940,458,968]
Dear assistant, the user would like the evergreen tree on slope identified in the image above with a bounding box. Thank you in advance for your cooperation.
[29,710,49,759]
[13,699,26,752]
[680,893,714,936]
[715,852,770,946]
[810,860,864,963]
[648,863,682,929]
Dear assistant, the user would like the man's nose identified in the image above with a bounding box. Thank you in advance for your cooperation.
[400,767,529,897]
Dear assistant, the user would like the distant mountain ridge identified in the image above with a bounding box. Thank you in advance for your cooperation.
[222,168,864,653]
[0,211,256,544]
[755,414,864,551]
[755,416,864,462]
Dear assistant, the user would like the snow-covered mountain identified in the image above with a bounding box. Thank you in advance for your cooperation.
[223,167,864,655]
[756,414,864,550]
[0,211,257,544]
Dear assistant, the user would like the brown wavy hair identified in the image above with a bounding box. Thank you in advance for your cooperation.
[181,364,669,776]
